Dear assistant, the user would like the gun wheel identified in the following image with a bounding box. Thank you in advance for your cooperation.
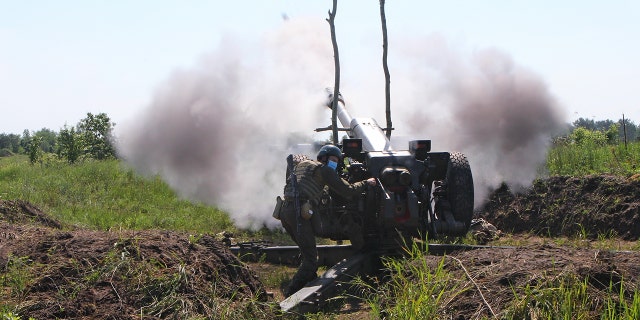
[445,152,474,235]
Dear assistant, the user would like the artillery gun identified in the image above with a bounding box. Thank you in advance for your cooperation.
[230,94,475,313]
[256,93,476,313]
[309,92,474,251]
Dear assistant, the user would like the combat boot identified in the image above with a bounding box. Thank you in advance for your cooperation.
[284,273,317,297]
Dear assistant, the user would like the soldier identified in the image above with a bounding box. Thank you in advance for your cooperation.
[279,144,376,297]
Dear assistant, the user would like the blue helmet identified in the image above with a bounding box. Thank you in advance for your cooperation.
[316,145,342,161]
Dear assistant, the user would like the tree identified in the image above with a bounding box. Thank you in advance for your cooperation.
[570,127,606,146]
[618,118,637,142]
[573,117,595,130]
[27,135,43,164]
[20,130,31,153]
[33,128,57,153]
[0,133,21,154]
[593,120,614,132]
[57,125,82,164]
[605,124,619,145]
[77,112,116,160]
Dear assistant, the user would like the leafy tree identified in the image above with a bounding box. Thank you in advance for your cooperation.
[605,124,619,144]
[0,133,21,154]
[77,113,116,160]
[33,128,57,153]
[570,127,606,146]
[572,117,639,142]
[27,135,43,164]
[594,119,615,132]
[20,130,31,153]
[57,125,83,164]
[618,118,638,142]
[573,118,596,131]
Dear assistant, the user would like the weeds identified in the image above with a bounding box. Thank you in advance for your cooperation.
[547,141,640,176]
[359,242,465,319]
[0,156,235,235]
[1,255,33,300]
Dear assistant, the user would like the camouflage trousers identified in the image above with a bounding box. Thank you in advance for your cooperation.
[280,200,321,295]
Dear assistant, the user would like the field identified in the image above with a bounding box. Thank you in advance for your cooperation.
[2,142,640,319]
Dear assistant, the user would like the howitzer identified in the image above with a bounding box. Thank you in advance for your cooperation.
[266,93,475,313]
[310,93,475,249]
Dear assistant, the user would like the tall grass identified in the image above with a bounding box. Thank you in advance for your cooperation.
[547,141,640,176]
[359,242,466,319]
[0,155,235,234]
[362,246,640,319]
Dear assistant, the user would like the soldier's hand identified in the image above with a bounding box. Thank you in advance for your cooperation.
[366,178,376,186]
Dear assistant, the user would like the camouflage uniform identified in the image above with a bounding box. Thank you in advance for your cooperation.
[281,159,368,296]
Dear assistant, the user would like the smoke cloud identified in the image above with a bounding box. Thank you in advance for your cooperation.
[117,22,566,230]
[117,18,334,230]
[389,35,568,205]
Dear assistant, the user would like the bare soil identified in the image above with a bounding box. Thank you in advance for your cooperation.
[0,200,269,319]
[1,174,640,319]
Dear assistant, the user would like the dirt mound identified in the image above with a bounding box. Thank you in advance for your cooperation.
[0,200,270,319]
[0,199,62,229]
[477,175,640,240]
[418,243,640,319]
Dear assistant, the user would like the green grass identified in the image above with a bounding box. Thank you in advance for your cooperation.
[358,242,467,319]
[0,155,236,234]
[547,141,640,176]
[358,242,640,319]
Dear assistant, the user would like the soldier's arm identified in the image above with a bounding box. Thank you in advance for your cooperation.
[318,165,367,198]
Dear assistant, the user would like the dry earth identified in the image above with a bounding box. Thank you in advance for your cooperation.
[1,174,640,319]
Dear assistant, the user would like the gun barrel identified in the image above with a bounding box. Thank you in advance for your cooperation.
[335,99,353,129]
[329,99,392,152]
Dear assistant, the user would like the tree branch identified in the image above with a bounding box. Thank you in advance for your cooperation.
[327,0,340,145]
[380,0,392,139]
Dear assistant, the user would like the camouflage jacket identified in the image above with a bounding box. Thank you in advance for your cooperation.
[284,160,367,202]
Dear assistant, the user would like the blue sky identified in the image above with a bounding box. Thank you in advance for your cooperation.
[1,1,639,135]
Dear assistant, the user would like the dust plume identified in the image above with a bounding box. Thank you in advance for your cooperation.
[117,23,566,230]
[389,36,567,206]
[116,18,333,230]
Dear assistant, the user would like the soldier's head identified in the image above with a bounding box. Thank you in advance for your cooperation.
[317,144,342,170]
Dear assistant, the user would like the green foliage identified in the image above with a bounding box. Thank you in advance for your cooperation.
[504,274,640,320]
[360,242,465,319]
[0,255,33,299]
[505,274,592,319]
[570,127,607,146]
[55,112,116,163]
[26,136,42,165]
[32,128,57,153]
[0,155,234,234]
[572,117,639,142]
[0,310,35,320]
[547,140,640,176]
[602,282,640,319]
[605,123,620,145]
[0,133,22,154]
[1,112,116,161]
[549,124,640,176]
[360,247,640,319]
[56,125,83,164]
[77,112,116,160]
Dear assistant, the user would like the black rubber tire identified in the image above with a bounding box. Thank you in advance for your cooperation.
[446,152,474,235]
